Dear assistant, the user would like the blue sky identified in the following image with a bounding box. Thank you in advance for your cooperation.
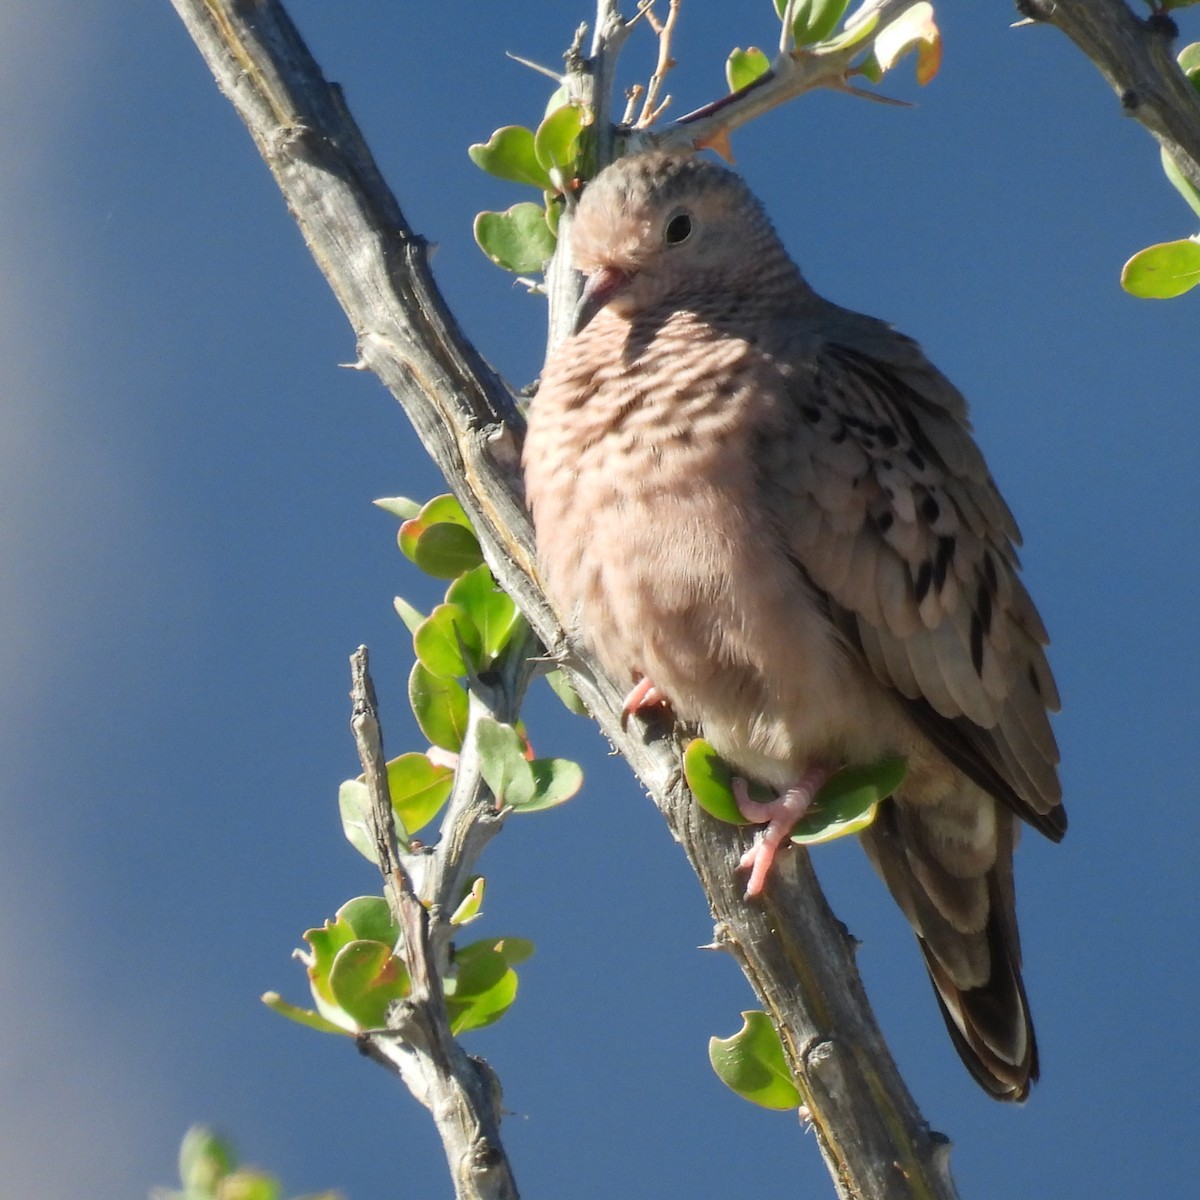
[3,2,1198,1197]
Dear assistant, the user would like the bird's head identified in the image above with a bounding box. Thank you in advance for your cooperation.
[569,152,788,334]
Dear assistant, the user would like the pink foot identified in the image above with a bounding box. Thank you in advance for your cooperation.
[734,766,830,899]
[621,676,671,727]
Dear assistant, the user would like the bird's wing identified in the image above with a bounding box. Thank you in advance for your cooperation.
[759,320,1064,839]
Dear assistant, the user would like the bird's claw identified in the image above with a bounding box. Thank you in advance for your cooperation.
[734,767,829,899]
[621,676,671,728]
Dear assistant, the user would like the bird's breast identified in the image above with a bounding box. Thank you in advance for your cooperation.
[524,314,903,780]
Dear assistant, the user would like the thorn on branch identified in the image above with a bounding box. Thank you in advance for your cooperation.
[505,51,564,83]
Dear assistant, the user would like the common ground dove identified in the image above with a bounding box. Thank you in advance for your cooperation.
[522,152,1065,1101]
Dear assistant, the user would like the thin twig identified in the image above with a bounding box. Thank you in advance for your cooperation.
[622,83,645,126]
[636,0,681,127]
[349,646,416,927]
[347,648,519,1200]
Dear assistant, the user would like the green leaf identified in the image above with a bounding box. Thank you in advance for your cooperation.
[409,660,470,752]
[475,716,535,807]
[533,103,585,177]
[328,939,410,1030]
[300,914,360,1029]
[450,876,486,926]
[474,203,558,274]
[337,778,377,861]
[447,940,521,1032]
[494,935,535,965]
[446,564,522,662]
[397,494,482,577]
[684,738,900,843]
[450,944,508,998]
[545,667,589,715]
[406,522,485,578]
[386,752,455,838]
[1178,42,1200,86]
[517,758,583,812]
[1121,238,1200,298]
[413,602,483,678]
[217,1168,281,1200]
[856,49,883,84]
[709,1011,802,1110]
[339,754,452,857]
[823,6,879,51]
[449,968,518,1032]
[337,895,401,947]
[1160,146,1200,220]
[393,595,426,635]
[468,125,553,189]
[683,738,758,824]
[303,914,357,980]
[180,1125,235,1194]
[726,46,771,92]
[543,84,570,116]
[790,757,904,845]
[261,991,351,1036]
[373,495,422,520]
[418,493,474,529]
[775,0,848,46]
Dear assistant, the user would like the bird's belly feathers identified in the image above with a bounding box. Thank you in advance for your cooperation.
[525,342,908,785]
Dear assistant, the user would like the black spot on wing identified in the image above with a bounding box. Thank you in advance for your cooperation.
[969,618,985,675]
[970,574,995,676]
[934,536,955,591]
[914,560,934,604]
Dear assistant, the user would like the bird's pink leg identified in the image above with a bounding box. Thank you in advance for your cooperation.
[734,766,831,899]
[621,676,670,726]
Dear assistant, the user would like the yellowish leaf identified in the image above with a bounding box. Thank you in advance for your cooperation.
[874,1,941,86]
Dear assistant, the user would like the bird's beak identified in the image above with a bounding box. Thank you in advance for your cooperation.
[572,265,630,334]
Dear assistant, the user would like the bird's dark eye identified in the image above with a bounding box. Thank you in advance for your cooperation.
[664,212,693,245]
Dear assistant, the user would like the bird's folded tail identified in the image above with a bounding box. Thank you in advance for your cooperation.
[860,796,1039,1101]
[920,903,1038,1101]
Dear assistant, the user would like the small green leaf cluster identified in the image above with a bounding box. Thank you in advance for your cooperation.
[264,895,533,1036]
[727,1,942,94]
[1122,43,1200,298]
[469,91,588,274]
[151,1124,341,1200]
[683,738,903,846]
[265,493,582,1039]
